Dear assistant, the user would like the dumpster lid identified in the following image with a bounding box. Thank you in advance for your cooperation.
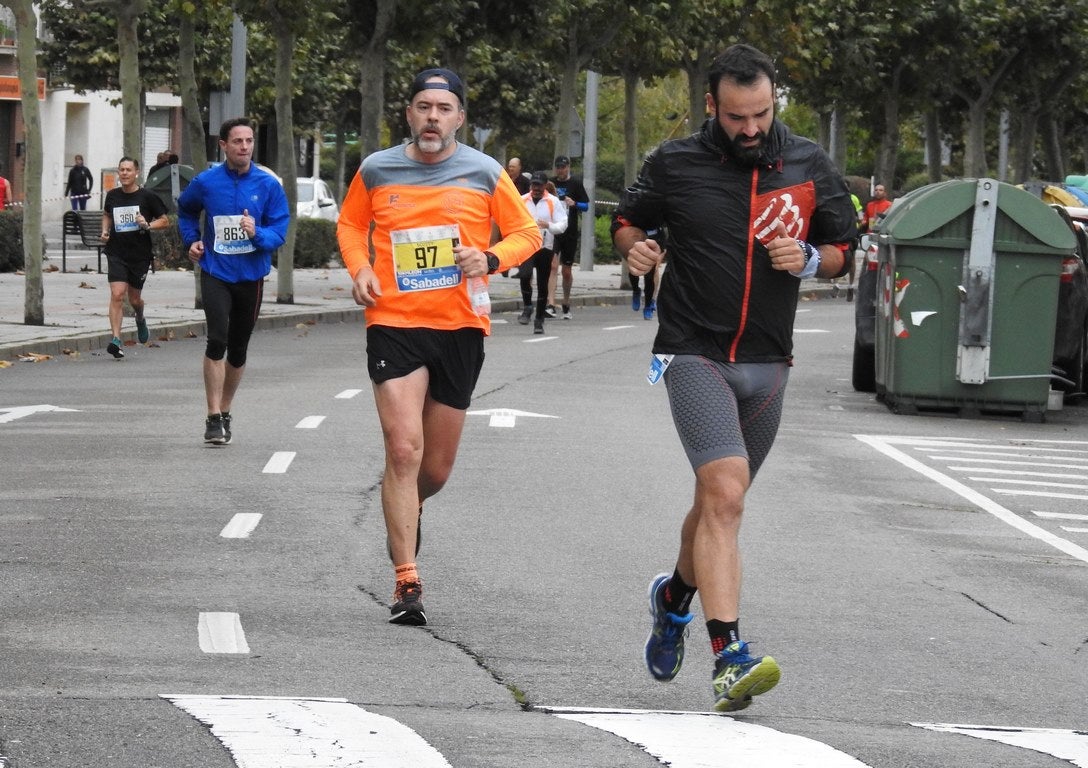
[882,178,1075,251]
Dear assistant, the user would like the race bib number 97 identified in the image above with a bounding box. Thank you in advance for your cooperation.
[391,224,462,292]
[212,215,256,255]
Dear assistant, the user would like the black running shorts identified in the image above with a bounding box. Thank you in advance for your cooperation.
[366,325,485,410]
[106,254,150,289]
[663,355,789,476]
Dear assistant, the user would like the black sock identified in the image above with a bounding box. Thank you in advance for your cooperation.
[707,619,740,655]
[662,568,696,614]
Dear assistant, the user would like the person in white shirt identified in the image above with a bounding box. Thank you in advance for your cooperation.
[517,172,567,334]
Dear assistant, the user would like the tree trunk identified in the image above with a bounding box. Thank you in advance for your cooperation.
[357,0,395,158]
[116,0,145,161]
[622,71,639,186]
[12,0,43,325]
[178,10,207,170]
[877,90,901,190]
[275,26,297,304]
[924,110,942,184]
[553,28,580,161]
[1042,111,1064,182]
[1010,109,1038,183]
[964,99,989,178]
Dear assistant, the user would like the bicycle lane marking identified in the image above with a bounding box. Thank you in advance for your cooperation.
[854,435,1088,564]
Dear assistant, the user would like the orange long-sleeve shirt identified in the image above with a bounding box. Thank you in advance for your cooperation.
[337,143,541,334]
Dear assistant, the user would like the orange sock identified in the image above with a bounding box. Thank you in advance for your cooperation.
[394,563,420,594]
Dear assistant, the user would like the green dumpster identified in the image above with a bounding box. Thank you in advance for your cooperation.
[874,178,1074,420]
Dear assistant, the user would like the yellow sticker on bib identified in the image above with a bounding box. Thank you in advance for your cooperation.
[390,224,462,292]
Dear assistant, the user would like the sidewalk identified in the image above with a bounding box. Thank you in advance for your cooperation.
[0,247,633,360]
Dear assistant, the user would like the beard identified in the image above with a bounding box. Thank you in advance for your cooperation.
[412,123,455,154]
[730,132,766,165]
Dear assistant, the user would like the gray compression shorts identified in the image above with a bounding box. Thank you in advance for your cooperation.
[663,355,789,475]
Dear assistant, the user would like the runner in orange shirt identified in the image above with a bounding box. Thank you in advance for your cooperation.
[337,67,540,626]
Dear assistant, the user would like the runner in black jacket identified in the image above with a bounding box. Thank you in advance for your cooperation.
[613,43,857,713]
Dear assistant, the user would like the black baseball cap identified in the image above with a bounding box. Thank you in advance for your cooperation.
[530,171,548,185]
[554,155,571,167]
[409,68,465,104]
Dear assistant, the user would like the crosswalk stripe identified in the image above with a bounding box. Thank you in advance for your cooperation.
[295,415,326,429]
[912,723,1088,767]
[543,707,871,767]
[162,696,452,767]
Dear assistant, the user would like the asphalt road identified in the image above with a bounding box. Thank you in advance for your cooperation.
[1,299,1086,767]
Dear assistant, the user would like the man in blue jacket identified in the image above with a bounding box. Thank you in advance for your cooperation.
[178,117,290,445]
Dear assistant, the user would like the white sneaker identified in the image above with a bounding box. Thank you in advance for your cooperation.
[561,310,573,320]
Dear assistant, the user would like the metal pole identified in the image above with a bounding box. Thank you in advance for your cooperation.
[579,70,599,272]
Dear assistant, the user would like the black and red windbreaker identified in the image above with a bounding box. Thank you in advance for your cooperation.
[614,117,857,364]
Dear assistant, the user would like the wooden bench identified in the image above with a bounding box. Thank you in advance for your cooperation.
[61,209,104,273]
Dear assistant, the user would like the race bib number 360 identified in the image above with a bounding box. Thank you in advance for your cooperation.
[212,215,256,255]
[113,205,141,233]
[391,224,461,292]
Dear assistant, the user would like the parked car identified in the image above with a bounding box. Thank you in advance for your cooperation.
[851,206,1088,400]
[1049,205,1088,396]
[851,232,880,392]
[297,177,339,222]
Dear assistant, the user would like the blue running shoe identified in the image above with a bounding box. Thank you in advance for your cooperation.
[644,573,693,681]
[632,292,641,311]
[643,300,656,320]
[136,318,150,344]
[712,640,781,712]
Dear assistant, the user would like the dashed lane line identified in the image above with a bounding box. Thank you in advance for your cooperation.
[220,513,262,539]
[262,451,296,474]
[197,613,250,654]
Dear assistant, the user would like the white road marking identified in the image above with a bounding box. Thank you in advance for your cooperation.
[1061,526,1088,533]
[1033,510,1088,521]
[794,328,829,333]
[162,695,452,767]
[950,467,1088,480]
[543,707,870,767]
[929,456,1088,470]
[335,389,363,399]
[856,435,1088,564]
[605,324,636,330]
[0,404,81,424]
[468,408,559,428]
[295,415,326,429]
[967,477,1088,490]
[994,488,1088,501]
[524,335,557,343]
[262,451,296,473]
[912,723,1088,767]
[220,513,262,539]
[197,613,250,654]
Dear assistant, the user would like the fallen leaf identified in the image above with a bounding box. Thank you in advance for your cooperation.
[62,348,78,356]
[0,360,11,368]
[186,330,197,338]
[45,264,59,272]
[78,281,96,289]
[17,352,53,362]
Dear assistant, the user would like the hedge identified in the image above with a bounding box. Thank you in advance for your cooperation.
[0,210,24,272]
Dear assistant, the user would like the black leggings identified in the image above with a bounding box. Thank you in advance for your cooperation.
[200,271,263,368]
[519,248,553,319]
[630,269,656,303]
